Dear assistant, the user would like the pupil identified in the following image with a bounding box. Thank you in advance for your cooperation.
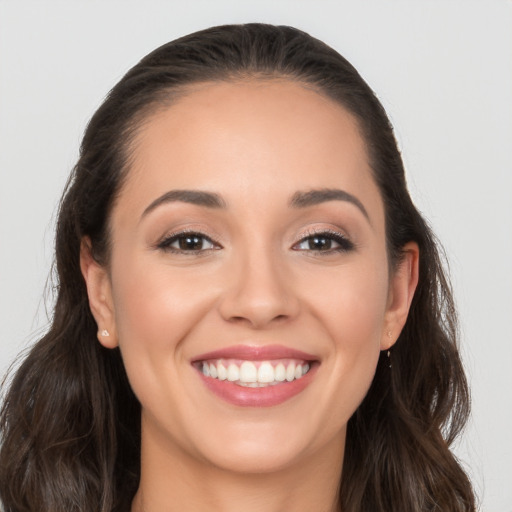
[310,236,331,250]
[179,235,202,250]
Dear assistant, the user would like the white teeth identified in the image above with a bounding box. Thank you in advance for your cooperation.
[239,361,257,383]
[238,381,279,388]
[285,363,296,382]
[227,363,239,382]
[257,362,275,383]
[217,362,227,380]
[201,359,312,385]
[275,363,286,382]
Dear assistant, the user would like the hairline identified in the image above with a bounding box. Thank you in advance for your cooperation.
[103,73,385,266]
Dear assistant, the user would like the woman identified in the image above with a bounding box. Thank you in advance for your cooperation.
[0,23,475,511]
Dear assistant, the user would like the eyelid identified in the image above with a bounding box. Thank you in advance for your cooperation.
[156,228,223,252]
[154,226,354,253]
[292,227,355,252]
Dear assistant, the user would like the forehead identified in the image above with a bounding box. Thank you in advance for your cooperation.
[117,79,382,222]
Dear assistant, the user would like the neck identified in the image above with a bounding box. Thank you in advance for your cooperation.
[131,420,344,512]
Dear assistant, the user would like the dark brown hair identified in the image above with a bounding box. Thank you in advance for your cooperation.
[0,23,475,511]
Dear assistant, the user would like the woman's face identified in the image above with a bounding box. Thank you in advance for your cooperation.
[85,80,416,474]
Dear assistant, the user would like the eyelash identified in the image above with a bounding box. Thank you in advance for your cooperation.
[157,230,221,254]
[157,229,354,255]
[292,229,355,254]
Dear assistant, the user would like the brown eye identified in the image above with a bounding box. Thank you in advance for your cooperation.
[303,235,333,251]
[158,232,218,253]
[294,231,354,253]
[177,234,207,250]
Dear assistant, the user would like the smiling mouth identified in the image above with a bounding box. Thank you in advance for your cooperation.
[199,359,311,387]
[192,345,319,407]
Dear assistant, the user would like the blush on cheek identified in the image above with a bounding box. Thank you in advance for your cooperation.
[111,258,218,361]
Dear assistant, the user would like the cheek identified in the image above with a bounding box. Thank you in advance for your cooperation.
[302,257,389,343]
[333,263,388,370]
[108,254,217,395]
[111,254,213,340]
[298,259,388,417]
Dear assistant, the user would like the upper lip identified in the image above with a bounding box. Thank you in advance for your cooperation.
[193,344,318,362]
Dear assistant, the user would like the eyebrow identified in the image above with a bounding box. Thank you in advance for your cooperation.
[141,189,227,218]
[290,188,370,221]
[141,187,370,223]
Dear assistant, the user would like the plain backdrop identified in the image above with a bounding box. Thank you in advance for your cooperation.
[1,1,511,510]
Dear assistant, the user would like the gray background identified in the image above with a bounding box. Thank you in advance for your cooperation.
[1,1,511,510]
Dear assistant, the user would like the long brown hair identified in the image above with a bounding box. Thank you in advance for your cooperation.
[0,24,475,511]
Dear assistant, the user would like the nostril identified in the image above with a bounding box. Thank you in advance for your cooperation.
[229,316,248,323]
[226,312,291,328]
[217,270,300,328]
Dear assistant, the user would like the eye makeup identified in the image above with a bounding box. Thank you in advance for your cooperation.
[157,229,222,254]
[155,226,355,256]
[292,228,355,254]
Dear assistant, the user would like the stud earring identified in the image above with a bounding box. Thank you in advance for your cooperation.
[386,331,393,368]
[101,329,110,337]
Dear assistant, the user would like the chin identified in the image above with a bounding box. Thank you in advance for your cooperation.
[202,438,309,475]
[185,414,337,476]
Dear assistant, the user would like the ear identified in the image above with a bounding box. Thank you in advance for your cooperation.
[80,237,118,348]
[381,242,419,351]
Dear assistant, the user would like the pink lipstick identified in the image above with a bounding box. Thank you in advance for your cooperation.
[192,344,318,407]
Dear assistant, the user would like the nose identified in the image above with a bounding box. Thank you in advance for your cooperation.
[218,249,300,329]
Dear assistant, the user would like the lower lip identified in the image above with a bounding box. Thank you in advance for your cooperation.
[196,365,317,407]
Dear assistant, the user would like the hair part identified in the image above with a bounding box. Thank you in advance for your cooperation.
[1,23,475,511]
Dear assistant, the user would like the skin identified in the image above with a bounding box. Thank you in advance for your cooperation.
[81,80,419,512]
